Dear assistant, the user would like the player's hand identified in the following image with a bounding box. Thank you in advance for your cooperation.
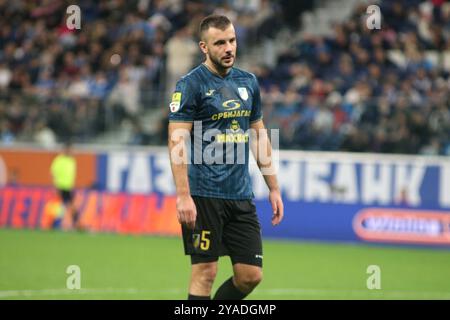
[176,195,197,230]
[269,189,284,226]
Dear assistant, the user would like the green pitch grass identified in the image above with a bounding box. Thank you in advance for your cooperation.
[1,228,449,300]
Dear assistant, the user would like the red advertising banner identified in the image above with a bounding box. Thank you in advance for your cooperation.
[0,187,180,236]
[0,149,96,188]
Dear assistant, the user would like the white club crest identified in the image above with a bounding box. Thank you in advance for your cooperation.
[238,87,248,101]
[170,101,180,113]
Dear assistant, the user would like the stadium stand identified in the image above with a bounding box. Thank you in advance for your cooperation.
[252,0,450,155]
[0,0,284,146]
[0,0,449,155]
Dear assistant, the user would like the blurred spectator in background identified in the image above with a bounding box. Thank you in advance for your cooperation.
[50,141,80,230]
[34,120,57,148]
[165,26,198,93]
[107,68,141,121]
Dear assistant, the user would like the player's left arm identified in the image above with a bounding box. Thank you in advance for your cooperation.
[250,119,284,226]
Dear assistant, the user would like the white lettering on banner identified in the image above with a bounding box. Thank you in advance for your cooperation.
[304,162,331,202]
[394,164,425,206]
[362,163,391,205]
[154,154,175,194]
[107,152,129,192]
[440,164,450,208]
[332,163,358,203]
[278,161,301,200]
[103,151,442,206]
[126,153,151,193]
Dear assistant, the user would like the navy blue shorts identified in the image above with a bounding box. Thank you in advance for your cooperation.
[182,196,263,267]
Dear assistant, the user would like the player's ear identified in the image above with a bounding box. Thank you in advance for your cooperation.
[199,40,208,55]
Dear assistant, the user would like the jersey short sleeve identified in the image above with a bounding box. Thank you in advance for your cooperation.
[168,77,196,122]
[249,74,263,123]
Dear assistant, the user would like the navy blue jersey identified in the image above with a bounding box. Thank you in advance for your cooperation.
[169,64,263,200]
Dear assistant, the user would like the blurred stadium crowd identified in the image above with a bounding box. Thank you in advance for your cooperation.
[0,0,288,146]
[0,0,449,155]
[255,0,450,155]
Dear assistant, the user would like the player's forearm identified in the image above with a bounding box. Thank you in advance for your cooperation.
[169,140,191,196]
[168,122,193,196]
[251,122,279,192]
[262,171,280,192]
[171,165,191,196]
[258,148,279,192]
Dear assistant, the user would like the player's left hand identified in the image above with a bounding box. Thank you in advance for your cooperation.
[269,189,284,226]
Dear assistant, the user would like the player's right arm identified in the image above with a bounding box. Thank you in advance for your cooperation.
[167,78,198,230]
[168,121,197,230]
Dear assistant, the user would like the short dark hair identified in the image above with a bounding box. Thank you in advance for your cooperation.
[199,15,232,39]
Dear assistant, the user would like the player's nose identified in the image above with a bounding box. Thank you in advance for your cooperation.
[225,42,233,55]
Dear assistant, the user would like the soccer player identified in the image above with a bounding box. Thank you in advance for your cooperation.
[168,15,284,300]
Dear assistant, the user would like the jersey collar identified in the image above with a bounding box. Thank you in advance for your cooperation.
[201,63,233,79]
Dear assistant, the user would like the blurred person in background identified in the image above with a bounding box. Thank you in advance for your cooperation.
[33,120,57,148]
[50,140,80,230]
[165,26,198,94]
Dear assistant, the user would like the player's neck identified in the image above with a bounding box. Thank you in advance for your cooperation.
[203,61,231,78]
